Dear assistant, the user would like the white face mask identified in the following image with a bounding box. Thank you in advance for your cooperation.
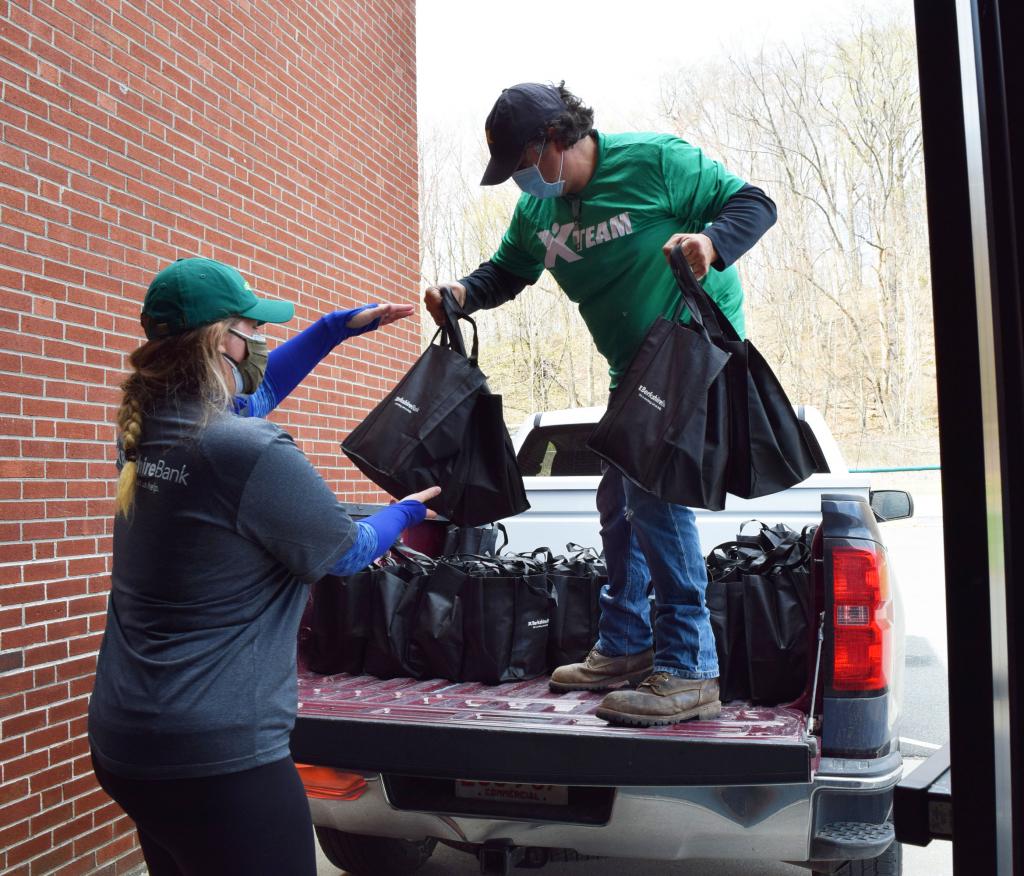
[512,140,565,198]
[222,353,245,394]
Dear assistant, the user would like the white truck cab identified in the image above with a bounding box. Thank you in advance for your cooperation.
[502,404,871,554]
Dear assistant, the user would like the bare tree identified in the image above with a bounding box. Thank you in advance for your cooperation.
[417,12,935,461]
[658,14,934,455]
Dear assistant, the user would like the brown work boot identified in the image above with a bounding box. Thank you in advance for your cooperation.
[594,672,722,727]
[548,648,654,693]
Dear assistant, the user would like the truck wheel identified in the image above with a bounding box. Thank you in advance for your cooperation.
[314,826,437,875]
[815,841,903,876]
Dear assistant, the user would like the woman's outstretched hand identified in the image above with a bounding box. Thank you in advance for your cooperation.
[401,485,442,519]
[345,302,415,331]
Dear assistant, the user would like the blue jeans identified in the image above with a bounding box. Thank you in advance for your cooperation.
[594,466,719,680]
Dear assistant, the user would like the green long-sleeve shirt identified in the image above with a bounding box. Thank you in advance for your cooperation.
[491,131,748,386]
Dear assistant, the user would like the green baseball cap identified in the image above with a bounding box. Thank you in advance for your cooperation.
[140,257,294,340]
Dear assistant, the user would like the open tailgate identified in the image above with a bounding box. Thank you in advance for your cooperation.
[292,671,815,787]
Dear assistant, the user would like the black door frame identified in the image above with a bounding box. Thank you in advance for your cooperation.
[913,0,1021,872]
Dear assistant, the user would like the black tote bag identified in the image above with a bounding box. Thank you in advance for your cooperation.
[706,575,750,702]
[438,290,528,526]
[341,297,485,519]
[342,290,528,526]
[442,521,508,557]
[363,558,430,680]
[705,523,815,704]
[586,257,732,510]
[406,559,465,682]
[458,556,556,684]
[741,525,814,704]
[706,541,759,702]
[743,562,812,704]
[306,570,374,676]
[671,247,819,499]
[545,545,606,670]
[451,390,530,527]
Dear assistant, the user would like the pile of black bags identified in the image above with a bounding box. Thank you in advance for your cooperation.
[307,522,816,704]
[306,544,607,684]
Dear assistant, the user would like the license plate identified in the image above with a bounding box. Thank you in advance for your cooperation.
[455,780,569,805]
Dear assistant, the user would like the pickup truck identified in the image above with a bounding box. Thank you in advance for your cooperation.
[292,405,913,876]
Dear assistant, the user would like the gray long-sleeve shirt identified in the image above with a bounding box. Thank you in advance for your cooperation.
[89,402,356,779]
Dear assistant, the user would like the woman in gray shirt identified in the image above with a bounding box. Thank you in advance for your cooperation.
[88,257,437,876]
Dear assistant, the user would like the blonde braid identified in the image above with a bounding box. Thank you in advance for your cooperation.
[115,393,144,517]
[113,318,232,517]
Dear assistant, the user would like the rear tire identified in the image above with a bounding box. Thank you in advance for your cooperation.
[315,826,437,875]
[814,841,903,876]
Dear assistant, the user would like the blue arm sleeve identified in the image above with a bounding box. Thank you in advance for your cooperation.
[326,501,428,576]
[232,305,381,418]
[233,382,277,418]
[328,522,379,576]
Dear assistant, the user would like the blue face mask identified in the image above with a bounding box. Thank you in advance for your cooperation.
[512,141,565,198]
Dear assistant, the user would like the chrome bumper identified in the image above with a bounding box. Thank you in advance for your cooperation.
[308,754,903,862]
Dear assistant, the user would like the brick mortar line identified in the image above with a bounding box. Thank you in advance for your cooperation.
[0,418,120,429]
[1,552,112,564]
[0,650,102,676]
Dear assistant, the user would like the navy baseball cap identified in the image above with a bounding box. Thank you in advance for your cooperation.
[480,83,568,186]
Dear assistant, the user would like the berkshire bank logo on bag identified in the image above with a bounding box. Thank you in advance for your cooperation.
[394,396,420,414]
[638,385,666,412]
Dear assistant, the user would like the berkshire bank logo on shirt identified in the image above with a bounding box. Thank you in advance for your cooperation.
[136,455,190,493]
[537,211,634,268]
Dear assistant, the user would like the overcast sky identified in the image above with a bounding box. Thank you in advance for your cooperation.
[417,0,911,142]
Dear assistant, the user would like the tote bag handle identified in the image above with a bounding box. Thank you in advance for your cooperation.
[667,244,726,344]
[668,244,750,348]
[386,543,436,574]
[437,285,480,364]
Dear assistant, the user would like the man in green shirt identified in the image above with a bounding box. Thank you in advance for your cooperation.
[425,82,776,726]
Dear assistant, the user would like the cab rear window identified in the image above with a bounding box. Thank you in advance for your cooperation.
[516,424,604,477]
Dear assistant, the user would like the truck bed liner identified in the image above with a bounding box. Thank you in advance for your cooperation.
[292,670,814,787]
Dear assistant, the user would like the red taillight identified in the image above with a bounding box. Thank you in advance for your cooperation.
[832,544,892,692]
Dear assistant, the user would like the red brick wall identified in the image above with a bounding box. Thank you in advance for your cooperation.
[0,1,418,872]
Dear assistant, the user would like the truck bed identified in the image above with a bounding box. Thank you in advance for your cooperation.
[292,669,816,787]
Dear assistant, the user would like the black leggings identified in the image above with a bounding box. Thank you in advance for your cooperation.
[91,752,316,876]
